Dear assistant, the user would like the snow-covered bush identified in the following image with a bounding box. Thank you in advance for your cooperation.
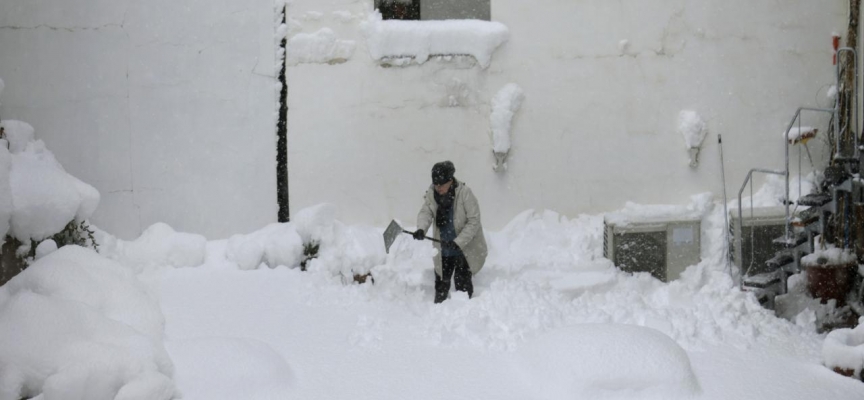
[99,222,207,273]
[823,317,864,379]
[0,246,176,400]
[225,222,304,270]
[293,204,385,278]
[0,86,100,277]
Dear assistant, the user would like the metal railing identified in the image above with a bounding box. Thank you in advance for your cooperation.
[736,107,835,282]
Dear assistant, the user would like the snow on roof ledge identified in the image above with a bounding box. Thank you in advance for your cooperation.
[363,13,509,68]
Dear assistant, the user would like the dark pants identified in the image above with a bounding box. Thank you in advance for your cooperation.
[434,255,473,303]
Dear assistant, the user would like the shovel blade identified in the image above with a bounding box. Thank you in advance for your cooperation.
[383,220,404,254]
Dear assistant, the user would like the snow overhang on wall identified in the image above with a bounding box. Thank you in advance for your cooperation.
[362,12,509,68]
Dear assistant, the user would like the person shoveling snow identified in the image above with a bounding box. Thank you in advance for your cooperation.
[411,160,488,303]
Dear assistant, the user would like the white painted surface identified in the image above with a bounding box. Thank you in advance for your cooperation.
[288,0,844,229]
[0,0,278,239]
[0,0,848,237]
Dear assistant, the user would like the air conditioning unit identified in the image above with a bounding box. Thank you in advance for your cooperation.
[729,206,789,276]
[603,217,701,282]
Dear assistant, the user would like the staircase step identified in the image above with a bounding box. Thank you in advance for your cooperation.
[794,207,822,226]
[834,178,854,192]
[743,271,782,289]
[765,251,795,269]
[824,164,852,187]
[772,231,808,248]
[797,193,832,207]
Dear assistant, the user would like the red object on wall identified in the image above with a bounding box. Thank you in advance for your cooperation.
[833,34,841,65]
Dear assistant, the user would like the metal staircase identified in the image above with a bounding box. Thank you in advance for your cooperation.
[734,47,863,314]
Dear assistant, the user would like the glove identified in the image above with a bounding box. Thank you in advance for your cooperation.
[412,229,425,240]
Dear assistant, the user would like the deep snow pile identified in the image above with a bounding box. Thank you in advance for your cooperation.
[4,172,860,399]
[518,324,700,398]
[97,204,383,278]
[0,246,176,400]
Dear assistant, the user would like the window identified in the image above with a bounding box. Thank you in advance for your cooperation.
[375,0,490,21]
[376,0,420,20]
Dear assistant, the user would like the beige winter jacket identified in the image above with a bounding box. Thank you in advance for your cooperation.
[417,180,488,276]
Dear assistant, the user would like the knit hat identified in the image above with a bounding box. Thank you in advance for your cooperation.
[431,161,455,185]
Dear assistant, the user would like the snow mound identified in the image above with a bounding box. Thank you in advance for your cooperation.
[823,317,864,376]
[363,12,509,68]
[0,246,166,338]
[0,120,35,153]
[226,222,304,270]
[166,338,292,399]
[0,246,175,400]
[294,204,386,276]
[101,223,207,273]
[490,209,603,271]
[8,140,100,242]
[517,324,700,399]
[286,28,356,66]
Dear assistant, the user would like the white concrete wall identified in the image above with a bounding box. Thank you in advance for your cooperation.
[0,0,279,239]
[287,0,847,230]
[0,0,849,238]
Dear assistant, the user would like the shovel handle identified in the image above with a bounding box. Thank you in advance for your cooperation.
[402,229,440,243]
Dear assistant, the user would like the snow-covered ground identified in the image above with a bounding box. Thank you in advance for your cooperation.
[2,174,864,399]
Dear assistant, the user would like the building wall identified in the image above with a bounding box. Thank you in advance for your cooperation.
[0,0,849,238]
[287,0,846,230]
[0,0,279,239]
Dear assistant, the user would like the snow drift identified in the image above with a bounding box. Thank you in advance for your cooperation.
[0,246,176,400]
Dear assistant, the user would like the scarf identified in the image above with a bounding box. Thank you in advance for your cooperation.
[434,180,458,228]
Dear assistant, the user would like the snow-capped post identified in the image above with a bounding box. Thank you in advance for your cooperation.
[678,110,708,168]
[490,84,525,171]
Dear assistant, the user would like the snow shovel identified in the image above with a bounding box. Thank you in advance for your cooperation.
[383,220,439,253]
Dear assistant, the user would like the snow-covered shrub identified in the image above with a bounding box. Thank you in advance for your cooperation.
[823,317,864,379]
[0,246,176,400]
[100,222,207,273]
[0,98,101,280]
[293,204,385,278]
[225,222,304,270]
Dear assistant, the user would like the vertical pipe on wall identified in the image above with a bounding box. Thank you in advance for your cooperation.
[277,4,290,222]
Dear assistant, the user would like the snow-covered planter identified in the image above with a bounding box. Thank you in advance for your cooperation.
[801,247,857,305]
[363,12,509,68]
[823,317,864,380]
